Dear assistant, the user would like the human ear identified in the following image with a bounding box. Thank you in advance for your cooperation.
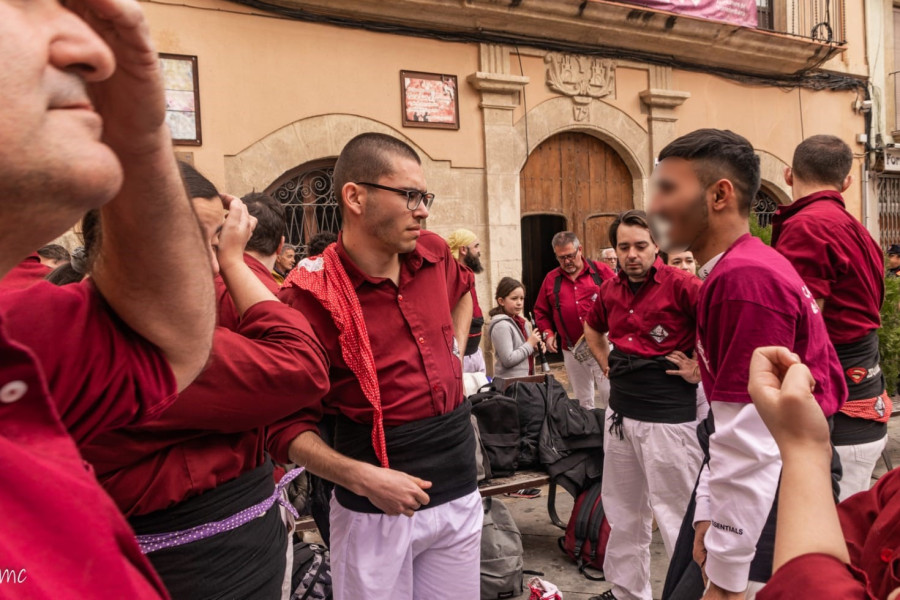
[783,167,793,187]
[342,183,364,216]
[841,174,852,193]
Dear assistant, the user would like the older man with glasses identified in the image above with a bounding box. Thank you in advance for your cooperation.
[534,231,615,408]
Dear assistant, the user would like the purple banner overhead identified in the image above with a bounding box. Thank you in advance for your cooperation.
[613,0,758,28]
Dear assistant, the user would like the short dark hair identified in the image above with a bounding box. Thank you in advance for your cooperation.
[658,129,760,216]
[332,133,421,205]
[792,135,853,188]
[178,161,219,200]
[307,231,338,257]
[37,244,69,262]
[241,192,286,256]
[608,209,657,248]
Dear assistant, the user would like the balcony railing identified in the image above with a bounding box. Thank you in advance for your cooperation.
[757,0,846,45]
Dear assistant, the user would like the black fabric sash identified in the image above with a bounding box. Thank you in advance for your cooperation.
[128,461,286,600]
[834,330,885,401]
[334,400,477,513]
[608,348,697,424]
[466,316,485,356]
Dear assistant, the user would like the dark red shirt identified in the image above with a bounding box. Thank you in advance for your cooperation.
[585,258,701,358]
[0,281,176,599]
[215,253,280,330]
[758,467,900,600]
[82,304,328,516]
[534,259,615,347]
[0,254,51,290]
[772,191,885,345]
[267,230,473,463]
[696,234,846,416]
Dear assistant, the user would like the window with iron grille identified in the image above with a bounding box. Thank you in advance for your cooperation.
[266,160,341,256]
[753,187,780,228]
[876,172,900,249]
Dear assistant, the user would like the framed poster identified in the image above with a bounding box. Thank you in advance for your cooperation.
[159,53,202,145]
[400,71,459,130]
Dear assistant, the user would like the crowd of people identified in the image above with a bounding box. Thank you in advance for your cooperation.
[1,3,897,600]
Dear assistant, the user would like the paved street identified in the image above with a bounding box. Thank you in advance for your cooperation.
[501,366,900,599]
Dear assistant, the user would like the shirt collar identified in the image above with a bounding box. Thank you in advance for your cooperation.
[777,190,845,219]
[335,231,439,290]
[615,255,665,286]
[698,252,725,280]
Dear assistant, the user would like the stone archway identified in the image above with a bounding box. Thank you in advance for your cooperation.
[223,114,452,197]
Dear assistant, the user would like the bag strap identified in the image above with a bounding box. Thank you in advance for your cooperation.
[584,259,604,288]
[586,485,606,561]
[298,553,329,600]
[552,275,573,349]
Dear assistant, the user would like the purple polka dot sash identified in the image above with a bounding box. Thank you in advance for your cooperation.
[136,467,304,554]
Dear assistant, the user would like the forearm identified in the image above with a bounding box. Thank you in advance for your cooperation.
[288,430,375,496]
[92,137,214,389]
[584,324,610,368]
[219,255,279,317]
[705,401,782,592]
[774,445,849,571]
[451,292,474,365]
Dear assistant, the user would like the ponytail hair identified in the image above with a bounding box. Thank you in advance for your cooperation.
[489,276,525,317]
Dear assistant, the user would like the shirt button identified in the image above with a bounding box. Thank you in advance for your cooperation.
[398,294,404,301]
[0,380,28,404]
[628,337,633,342]
[418,337,425,344]
[629,309,634,314]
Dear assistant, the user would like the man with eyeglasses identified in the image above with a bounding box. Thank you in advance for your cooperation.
[534,231,615,409]
[268,133,480,600]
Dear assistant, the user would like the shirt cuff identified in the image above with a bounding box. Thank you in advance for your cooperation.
[705,553,752,594]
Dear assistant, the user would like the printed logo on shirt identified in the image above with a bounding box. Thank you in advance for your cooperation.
[801,285,820,315]
[711,520,743,536]
[649,324,669,344]
[846,365,881,385]
[696,337,710,371]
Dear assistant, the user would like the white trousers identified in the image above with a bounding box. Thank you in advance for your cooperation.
[562,349,609,409]
[602,413,704,600]
[330,490,483,600]
[836,436,888,501]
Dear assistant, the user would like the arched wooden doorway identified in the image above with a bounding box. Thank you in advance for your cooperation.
[519,132,633,314]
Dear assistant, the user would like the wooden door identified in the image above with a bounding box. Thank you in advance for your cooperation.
[520,132,633,260]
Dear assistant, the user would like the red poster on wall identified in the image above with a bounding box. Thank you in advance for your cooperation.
[611,0,758,28]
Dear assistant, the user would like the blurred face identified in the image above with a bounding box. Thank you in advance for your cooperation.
[668,251,697,276]
[648,158,710,252]
[277,248,296,271]
[554,242,584,276]
[600,249,617,270]
[0,0,121,237]
[191,196,226,275]
[615,224,658,282]
[890,254,900,269]
[498,287,526,317]
[358,156,429,255]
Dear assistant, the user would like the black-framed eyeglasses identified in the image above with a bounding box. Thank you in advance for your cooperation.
[555,250,580,263]
[355,182,435,211]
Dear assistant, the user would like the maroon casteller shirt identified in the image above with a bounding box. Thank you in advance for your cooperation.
[81,300,329,516]
[696,234,846,415]
[0,254,51,290]
[0,281,177,599]
[534,259,615,347]
[758,467,900,600]
[214,253,281,330]
[267,230,473,463]
[585,257,701,357]
[772,191,884,345]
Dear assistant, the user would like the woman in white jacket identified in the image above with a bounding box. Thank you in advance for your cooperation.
[488,277,544,379]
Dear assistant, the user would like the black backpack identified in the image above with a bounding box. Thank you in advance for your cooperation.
[501,379,550,470]
[290,541,332,600]
[470,385,520,477]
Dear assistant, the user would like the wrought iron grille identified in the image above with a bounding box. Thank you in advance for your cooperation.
[786,0,846,44]
[753,188,780,228]
[876,173,900,249]
[267,162,341,256]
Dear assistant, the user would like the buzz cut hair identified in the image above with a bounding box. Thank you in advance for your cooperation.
[792,135,853,189]
[658,129,761,217]
[332,133,421,206]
